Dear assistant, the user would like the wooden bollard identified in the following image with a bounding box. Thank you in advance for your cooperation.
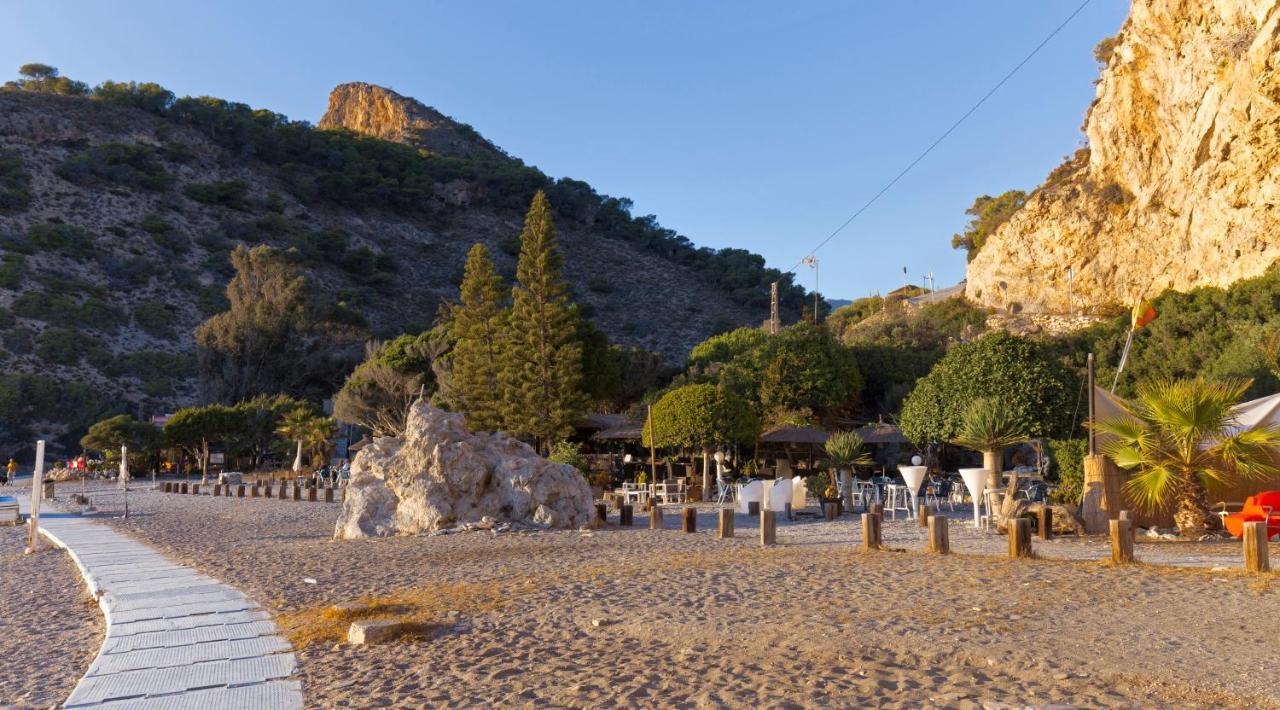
[1008,518,1032,558]
[279,482,288,499]
[308,487,317,502]
[682,507,697,533]
[718,508,734,538]
[213,483,221,496]
[927,515,950,554]
[180,482,188,494]
[620,504,633,526]
[1037,507,1054,539]
[747,501,760,517]
[1110,519,1134,563]
[823,501,837,521]
[1244,521,1271,573]
[325,487,335,503]
[264,484,273,498]
[918,504,931,528]
[163,482,171,493]
[760,509,777,546]
[862,513,881,551]
[251,485,260,498]
[650,505,664,530]
[595,503,607,525]
[870,503,884,519]
[191,483,200,495]
[292,484,302,501]
[237,484,245,498]
[1119,510,1136,543]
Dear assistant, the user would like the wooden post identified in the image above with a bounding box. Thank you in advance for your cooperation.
[25,440,45,555]
[918,504,931,528]
[870,503,884,519]
[760,509,777,546]
[265,483,273,498]
[251,485,260,498]
[1037,507,1053,540]
[1118,510,1136,543]
[1008,518,1031,558]
[718,508,734,538]
[927,515,950,554]
[163,482,171,493]
[325,487,335,503]
[237,484,245,498]
[292,484,302,501]
[180,482,188,494]
[1243,521,1270,573]
[191,483,200,495]
[1110,519,1134,563]
[649,505,664,530]
[1081,454,1112,534]
[682,507,697,533]
[213,483,222,496]
[747,501,760,516]
[595,503,607,525]
[620,504,633,526]
[862,513,881,551]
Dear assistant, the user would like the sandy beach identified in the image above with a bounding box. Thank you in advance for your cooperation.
[0,497,103,710]
[12,482,1260,708]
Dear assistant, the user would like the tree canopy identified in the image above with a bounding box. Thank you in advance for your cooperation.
[642,384,758,451]
[80,414,163,468]
[950,190,1027,261]
[899,331,1076,445]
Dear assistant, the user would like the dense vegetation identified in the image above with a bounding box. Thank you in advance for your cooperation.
[950,190,1027,261]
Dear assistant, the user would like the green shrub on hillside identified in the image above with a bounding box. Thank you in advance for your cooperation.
[91,80,175,114]
[184,179,250,208]
[36,326,83,365]
[0,150,33,212]
[26,222,95,260]
[12,291,123,332]
[133,302,179,340]
[0,372,116,452]
[2,326,32,355]
[0,253,23,289]
[5,63,89,96]
[56,142,173,191]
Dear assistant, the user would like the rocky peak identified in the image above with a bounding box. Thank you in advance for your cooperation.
[318,81,510,161]
[966,0,1280,315]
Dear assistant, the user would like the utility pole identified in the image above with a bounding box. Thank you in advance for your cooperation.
[769,282,780,334]
[802,256,819,324]
[1066,266,1074,316]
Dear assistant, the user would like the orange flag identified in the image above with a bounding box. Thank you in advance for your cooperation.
[1130,299,1157,330]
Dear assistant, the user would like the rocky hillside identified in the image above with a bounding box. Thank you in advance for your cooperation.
[967,0,1280,313]
[0,84,808,451]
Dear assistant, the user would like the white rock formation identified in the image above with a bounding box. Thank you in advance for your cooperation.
[334,402,596,539]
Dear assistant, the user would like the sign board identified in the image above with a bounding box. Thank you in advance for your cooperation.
[209,453,225,464]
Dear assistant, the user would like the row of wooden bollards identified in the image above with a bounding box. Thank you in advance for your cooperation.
[598,501,1273,572]
[160,481,339,504]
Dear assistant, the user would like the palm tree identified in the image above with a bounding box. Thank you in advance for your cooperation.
[1095,378,1280,538]
[825,431,872,509]
[951,397,1026,493]
[276,409,336,470]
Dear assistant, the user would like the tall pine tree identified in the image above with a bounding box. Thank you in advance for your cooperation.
[450,243,506,432]
[501,191,585,451]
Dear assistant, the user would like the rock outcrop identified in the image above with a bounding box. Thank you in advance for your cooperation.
[334,402,595,539]
[967,0,1280,314]
[318,82,510,162]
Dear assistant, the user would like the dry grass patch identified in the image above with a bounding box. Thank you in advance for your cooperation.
[276,581,512,648]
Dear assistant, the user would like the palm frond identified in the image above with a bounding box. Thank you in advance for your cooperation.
[951,397,1026,451]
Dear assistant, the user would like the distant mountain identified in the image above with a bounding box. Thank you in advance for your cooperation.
[0,81,811,453]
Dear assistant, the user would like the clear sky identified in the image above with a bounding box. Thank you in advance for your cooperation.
[1,1,1129,300]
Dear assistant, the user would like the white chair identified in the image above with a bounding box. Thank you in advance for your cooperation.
[768,478,792,514]
[884,484,911,519]
[737,481,763,514]
[790,477,807,511]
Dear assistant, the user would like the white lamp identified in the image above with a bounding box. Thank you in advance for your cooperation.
[958,468,990,527]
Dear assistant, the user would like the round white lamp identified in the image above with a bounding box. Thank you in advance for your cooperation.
[911,455,923,466]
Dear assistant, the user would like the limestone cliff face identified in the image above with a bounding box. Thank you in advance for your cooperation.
[967,0,1280,313]
[318,82,510,162]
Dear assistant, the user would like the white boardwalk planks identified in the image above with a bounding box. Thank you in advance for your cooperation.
[17,497,303,708]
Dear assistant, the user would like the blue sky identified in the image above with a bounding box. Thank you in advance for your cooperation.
[1,1,1129,300]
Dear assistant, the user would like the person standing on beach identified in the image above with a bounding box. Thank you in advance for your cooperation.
[4,458,15,484]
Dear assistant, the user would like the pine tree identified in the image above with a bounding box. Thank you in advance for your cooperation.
[450,243,507,432]
[501,191,585,451]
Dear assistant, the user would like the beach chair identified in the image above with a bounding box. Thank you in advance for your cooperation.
[1222,491,1280,539]
[737,481,763,514]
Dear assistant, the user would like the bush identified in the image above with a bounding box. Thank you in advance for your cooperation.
[1047,438,1087,506]
[55,143,173,191]
[91,80,174,114]
[0,150,32,212]
[133,302,178,340]
[27,222,94,260]
[12,291,123,332]
[139,214,172,234]
[36,327,83,365]
[548,441,590,477]
[0,253,23,289]
[184,179,250,208]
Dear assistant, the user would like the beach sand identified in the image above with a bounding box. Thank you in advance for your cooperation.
[45,484,1280,707]
[0,501,103,709]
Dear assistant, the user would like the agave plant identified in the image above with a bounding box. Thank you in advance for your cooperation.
[825,431,872,507]
[1095,377,1280,538]
[951,397,1026,492]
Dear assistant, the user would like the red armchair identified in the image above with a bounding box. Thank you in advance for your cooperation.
[1222,491,1280,538]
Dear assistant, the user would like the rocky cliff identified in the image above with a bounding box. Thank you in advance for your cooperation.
[318,82,510,162]
[967,0,1280,313]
